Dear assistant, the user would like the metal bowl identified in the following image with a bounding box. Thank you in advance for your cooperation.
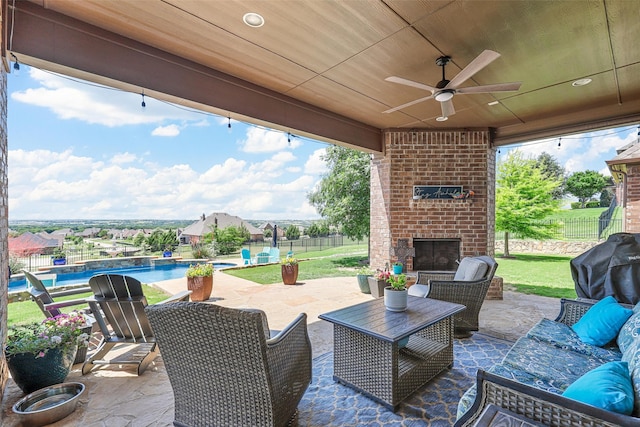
[12,382,85,427]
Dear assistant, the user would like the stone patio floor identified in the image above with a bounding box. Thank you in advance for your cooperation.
[1,262,561,426]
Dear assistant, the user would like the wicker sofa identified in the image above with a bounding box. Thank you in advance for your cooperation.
[455,298,640,427]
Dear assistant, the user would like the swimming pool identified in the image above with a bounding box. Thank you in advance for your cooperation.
[9,262,236,292]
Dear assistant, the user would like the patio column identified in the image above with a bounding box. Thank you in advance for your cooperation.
[369,129,496,272]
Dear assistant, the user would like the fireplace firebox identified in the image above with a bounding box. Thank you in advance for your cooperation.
[412,239,460,271]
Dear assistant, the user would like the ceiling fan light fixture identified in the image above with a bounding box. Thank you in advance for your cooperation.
[243,12,264,27]
[436,116,448,122]
[572,78,592,87]
[434,91,454,102]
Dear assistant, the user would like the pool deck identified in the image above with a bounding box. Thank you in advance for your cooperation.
[1,261,561,426]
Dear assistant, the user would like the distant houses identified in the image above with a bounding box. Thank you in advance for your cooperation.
[179,212,264,244]
[8,231,60,256]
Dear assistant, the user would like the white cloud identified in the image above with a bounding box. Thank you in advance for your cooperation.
[304,148,328,174]
[152,124,181,137]
[11,68,211,128]
[239,127,301,153]
[111,152,137,164]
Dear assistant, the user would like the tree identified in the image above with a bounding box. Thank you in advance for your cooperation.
[565,170,609,208]
[496,151,562,258]
[213,226,246,255]
[535,152,565,199]
[285,224,300,240]
[308,146,370,240]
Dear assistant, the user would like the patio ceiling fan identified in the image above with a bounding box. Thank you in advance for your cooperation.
[383,50,521,118]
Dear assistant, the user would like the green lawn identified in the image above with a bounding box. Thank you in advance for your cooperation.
[546,207,606,220]
[495,253,577,299]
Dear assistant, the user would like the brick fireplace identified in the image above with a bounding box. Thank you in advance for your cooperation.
[369,129,496,272]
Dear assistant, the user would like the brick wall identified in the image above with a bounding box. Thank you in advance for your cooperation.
[626,165,640,233]
[370,129,495,273]
[0,66,8,400]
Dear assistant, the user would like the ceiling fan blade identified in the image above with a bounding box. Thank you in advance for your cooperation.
[441,99,456,117]
[456,82,522,94]
[446,50,501,89]
[385,76,437,92]
[383,95,435,113]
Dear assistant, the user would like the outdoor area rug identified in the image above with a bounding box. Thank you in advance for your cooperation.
[297,333,512,426]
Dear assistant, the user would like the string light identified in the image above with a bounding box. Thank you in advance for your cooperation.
[557,137,562,148]
[10,53,19,74]
[287,132,291,144]
[141,92,146,108]
[227,115,232,130]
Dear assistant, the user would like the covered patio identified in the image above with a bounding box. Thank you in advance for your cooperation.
[1,0,640,424]
[1,270,560,425]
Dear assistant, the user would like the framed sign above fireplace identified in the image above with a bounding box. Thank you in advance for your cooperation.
[413,185,464,200]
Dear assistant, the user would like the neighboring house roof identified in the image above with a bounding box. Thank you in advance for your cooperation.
[607,138,640,183]
[9,231,59,255]
[182,212,263,237]
[37,231,64,246]
[260,223,274,231]
[51,228,73,236]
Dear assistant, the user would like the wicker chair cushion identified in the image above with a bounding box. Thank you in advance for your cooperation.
[618,310,640,353]
[453,257,489,281]
[621,338,640,416]
[502,337,608,386]
[572,296,633,347]
[527,318,622,361]
[562,361,634,415]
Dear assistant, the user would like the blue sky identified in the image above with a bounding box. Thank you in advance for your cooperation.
[7,66,638,220]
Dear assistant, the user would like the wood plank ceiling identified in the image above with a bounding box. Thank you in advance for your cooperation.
[6,0,640,151]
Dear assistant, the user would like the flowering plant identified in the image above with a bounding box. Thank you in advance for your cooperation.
[281,256,298,266]
[374,269,390,281]
[186,263,214,277]
[392,262,403,267]
[386,273,407,291]
[6,311,89,358]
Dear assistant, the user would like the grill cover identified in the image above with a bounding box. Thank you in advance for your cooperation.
[571,233,640,305]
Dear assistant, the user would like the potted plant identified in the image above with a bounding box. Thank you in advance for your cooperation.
[185,263,214,301]
[281,256,299,285]
[384,273,408,312]
[5,311,89,394]
[368,269,390,298]
[356,266,373,294]
[52,248,67,266]
[392,261,403,275]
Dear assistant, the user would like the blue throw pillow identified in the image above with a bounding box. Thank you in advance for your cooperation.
[562,361,634,415]
[572,296,633,346]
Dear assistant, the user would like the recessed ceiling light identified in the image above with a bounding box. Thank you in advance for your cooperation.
[243,12,264,28]
[572,78,592,87]
[488,100,500,106]
[436,116,448,122]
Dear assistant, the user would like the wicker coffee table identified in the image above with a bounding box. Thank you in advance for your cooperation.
[319,296,465,411]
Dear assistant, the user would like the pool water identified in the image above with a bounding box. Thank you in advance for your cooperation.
[10,262,236,292]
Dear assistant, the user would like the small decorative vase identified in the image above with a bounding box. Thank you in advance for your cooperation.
[281,264,299,285]
[384,287,408,312]
[53,259,67,266]
[187,275,213,301]
[368,277,387,298]
[393,264,403,274]
[356,274,371,293]
[7,345,78,394]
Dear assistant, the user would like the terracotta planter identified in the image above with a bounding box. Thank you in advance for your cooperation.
[187,275,213,301]
[281,264,299,285]
[368,277,387,298]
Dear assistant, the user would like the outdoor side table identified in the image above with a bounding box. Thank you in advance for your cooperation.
[319,296,465,411]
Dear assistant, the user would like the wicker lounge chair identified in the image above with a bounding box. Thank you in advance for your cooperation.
[82,274,191,375]
[408,256,498,337]
[145,301,312,427]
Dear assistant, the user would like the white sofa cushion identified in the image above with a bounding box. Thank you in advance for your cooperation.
[453,257,489,281]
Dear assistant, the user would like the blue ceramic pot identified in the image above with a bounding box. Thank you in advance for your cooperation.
[7,345,77,394]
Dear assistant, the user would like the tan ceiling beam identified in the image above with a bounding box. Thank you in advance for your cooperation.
[8,2,382,151]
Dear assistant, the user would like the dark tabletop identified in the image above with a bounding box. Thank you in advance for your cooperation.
[319,296,465,342]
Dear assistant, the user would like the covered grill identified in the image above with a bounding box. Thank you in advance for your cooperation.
[571,233,640,305]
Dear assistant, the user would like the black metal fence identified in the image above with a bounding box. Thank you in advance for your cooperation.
[495,217,623,241]
[245,235,347,255]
